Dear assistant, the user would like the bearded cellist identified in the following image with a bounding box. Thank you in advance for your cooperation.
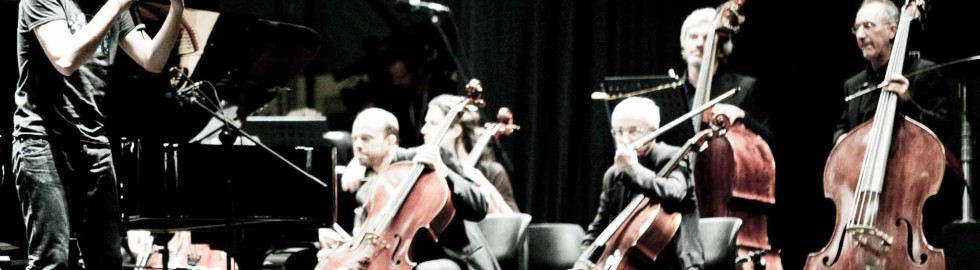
[325,107,500,270]
[576,97,704,270]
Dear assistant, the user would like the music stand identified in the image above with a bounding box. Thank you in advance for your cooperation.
[240,116,330,147]
[599,75,690,147]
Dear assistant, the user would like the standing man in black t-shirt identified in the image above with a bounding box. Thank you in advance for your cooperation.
[14,0,183,268]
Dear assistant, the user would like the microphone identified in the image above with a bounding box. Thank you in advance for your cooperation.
[176,81,205,97]
[395,0,450,13]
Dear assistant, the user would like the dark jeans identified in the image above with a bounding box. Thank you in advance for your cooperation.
[13,137,121,270]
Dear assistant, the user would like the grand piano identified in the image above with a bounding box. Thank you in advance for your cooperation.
[107,3,346,268]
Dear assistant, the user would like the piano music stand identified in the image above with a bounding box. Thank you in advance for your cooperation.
[149,88,332,270]
[599,75,691,147]
[239,116,330,147]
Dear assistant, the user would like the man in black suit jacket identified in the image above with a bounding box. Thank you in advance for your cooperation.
[834,0,950,144]
[579,97,704,270]
[660,7,772,148]
[834,0,961,248]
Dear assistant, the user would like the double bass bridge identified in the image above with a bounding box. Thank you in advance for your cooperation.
[846,226,894,252]
[845,225,894,269]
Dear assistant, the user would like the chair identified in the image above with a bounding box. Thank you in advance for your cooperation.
[475,213,533,270]
[699,217,743,270]
[527,223,585,270]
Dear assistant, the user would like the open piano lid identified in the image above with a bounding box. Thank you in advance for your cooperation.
[108,3,320,142]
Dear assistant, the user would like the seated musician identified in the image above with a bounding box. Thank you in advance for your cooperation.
[427,94,520,212]
[330,107,501,270]
[577,97,704,270]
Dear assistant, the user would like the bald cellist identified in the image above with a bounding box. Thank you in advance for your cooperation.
[323,107,500,270]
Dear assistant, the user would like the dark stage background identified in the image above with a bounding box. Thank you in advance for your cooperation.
[3,0,980,268]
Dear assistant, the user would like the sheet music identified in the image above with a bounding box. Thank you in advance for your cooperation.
[178,8,220,78]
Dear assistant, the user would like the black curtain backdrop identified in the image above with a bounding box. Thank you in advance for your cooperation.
[2,0,979,268]
[452,0,980,268]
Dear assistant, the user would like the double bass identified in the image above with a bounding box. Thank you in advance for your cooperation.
[316,80,484,270]
[464,107,520,214]
[805,1,945,269]
[688,1,780,268]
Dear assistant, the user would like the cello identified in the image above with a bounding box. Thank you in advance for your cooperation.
[464,107,520,169]
[688,1,780,269]
[805,1,945,269]
[464,107,520,214]
[576,89,740,270]
[316,80,484,270]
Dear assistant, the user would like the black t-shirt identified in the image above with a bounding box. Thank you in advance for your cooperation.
[16,0,137,144]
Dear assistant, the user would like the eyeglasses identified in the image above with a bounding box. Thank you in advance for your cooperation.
[610,127,653,137]
[851,21,880,34]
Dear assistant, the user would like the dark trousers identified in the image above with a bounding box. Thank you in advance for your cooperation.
[13,137,122,270]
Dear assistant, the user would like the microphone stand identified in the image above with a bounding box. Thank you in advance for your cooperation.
[175,83,329,270]
[403,2,474,87]
[960,81,974,222]
[178,85,328,188]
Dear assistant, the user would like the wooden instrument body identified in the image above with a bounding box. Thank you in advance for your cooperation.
[318,162,455,270]
[577,129,713,270]
[591,200,682,270]
[695,121,780,269]
[318,80,483,270]
[686,1,781,265]
[806,1,945,268]
[805,118,945,270]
